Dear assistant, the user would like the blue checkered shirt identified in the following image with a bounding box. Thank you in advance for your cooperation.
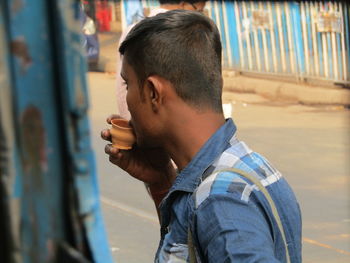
[155,119,302,263]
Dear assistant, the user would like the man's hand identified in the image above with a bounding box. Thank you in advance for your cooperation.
[101,114,176,193]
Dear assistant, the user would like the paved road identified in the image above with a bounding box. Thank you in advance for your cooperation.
[87,72,350,262]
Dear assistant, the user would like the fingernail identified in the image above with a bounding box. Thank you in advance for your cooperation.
[110,146,117,154]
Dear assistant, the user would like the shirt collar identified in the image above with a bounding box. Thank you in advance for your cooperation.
[169,118,237,194]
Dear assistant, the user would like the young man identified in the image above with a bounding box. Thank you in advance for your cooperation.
[116,1,206,120]
[102,10,302,262]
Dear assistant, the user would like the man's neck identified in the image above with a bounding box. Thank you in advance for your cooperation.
[159,4,183,11]
[163,109,226,171]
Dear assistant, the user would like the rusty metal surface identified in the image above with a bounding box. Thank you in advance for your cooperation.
[1,0,112,262]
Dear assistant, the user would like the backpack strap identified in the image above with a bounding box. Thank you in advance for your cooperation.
[187,227,197,263]
[188,168,291,263]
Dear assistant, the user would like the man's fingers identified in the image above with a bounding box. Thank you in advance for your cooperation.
[101,129,112,141]
[106,146,130,169]
[109,155,120,165]
[105,144,119,155]
[104,144,111,155]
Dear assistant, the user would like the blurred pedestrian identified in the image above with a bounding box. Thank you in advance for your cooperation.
[116,1,206,119]
[102,10,302,262]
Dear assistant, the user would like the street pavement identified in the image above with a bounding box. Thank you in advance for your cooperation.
[87,71,350,263]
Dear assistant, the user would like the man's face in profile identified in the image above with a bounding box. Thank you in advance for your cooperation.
[121,56,159,148]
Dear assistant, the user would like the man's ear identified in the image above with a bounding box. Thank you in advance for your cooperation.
[144,75,165,112]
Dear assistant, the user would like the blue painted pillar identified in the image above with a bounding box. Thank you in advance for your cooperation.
[291,1,305,79]
[0,1,113,262]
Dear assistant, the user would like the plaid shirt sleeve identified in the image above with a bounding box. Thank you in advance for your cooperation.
[193,194,281,263]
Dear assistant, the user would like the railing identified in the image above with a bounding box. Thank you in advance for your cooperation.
[208,1,350,84]
[139,0,350,85]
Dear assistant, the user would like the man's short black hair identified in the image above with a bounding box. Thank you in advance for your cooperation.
[119,10,223,113]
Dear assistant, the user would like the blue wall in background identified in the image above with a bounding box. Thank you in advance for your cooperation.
[141,0,350,85]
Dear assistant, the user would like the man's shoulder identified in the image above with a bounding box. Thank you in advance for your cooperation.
[193,169,255,209]
[193,142,283,209]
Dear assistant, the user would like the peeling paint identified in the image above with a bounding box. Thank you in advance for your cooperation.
[46,239,56,261]
[10,37,32,72]
[57,1,85,58]
[20,106,47,180]
[74,69,86,110]
[20,106,48,262]
[0,20,8,84]
[2,1,112,262]
[11,0,24,14]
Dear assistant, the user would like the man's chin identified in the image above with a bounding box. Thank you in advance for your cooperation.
[136,138,160,149]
